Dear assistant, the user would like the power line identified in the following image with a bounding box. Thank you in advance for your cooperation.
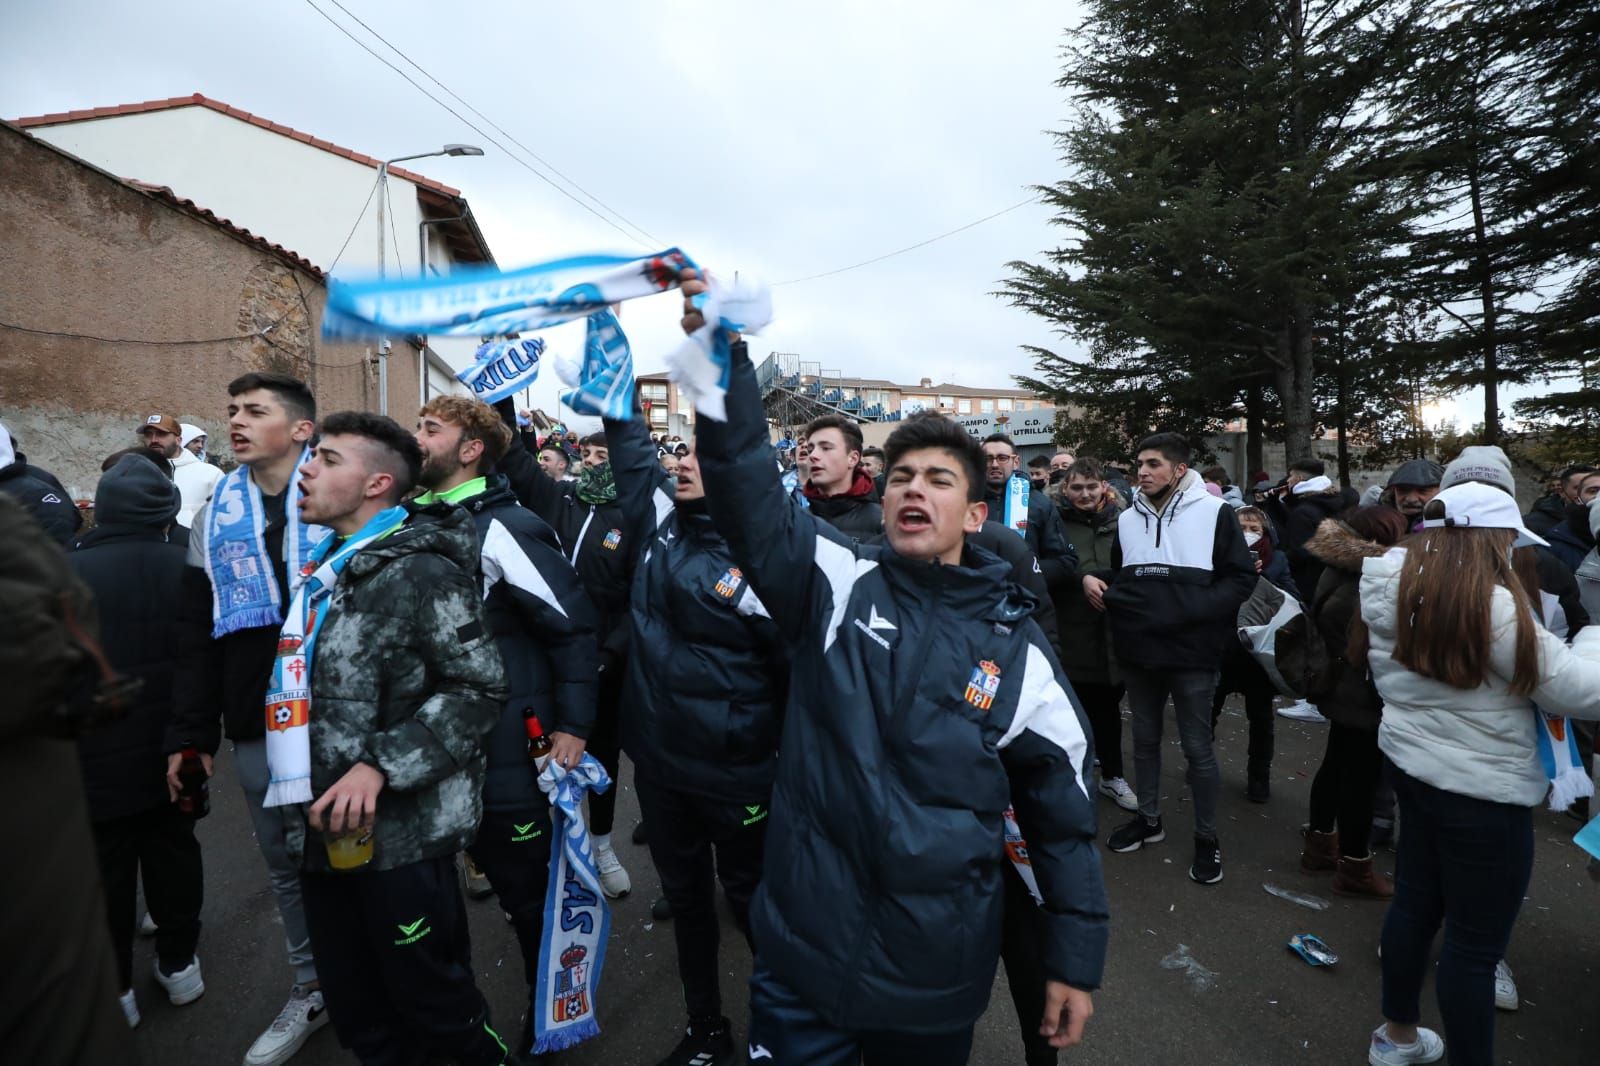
[301,0,657,249]
[384,178,405,278]
[773,196,1041,286]
[323,0,663,248]
[325,172,381,274]
[0,319,262,346]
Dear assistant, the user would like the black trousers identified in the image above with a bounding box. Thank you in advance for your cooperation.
[1307,722,1384,858]
[468,808,553,1052]
[1210,648,1276,781]
[1073,681,1124,781]
[92,804,204,987]
[587,665,625,837]
[301,855,508,1066]
[635,774,767,1021]
[999,863,1057,1066]
[746,959,976,1065]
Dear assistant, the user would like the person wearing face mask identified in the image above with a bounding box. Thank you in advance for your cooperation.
[1544,470,1600,574]
[1211,507,1300,803]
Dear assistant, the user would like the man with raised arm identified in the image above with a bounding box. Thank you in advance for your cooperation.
[686,272,1107,1064]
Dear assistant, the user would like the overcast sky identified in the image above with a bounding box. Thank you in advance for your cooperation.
[4,0,1097,419]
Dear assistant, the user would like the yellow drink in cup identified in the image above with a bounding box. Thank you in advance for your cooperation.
[325,828,374,870]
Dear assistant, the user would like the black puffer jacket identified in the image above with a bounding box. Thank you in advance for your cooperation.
[68,526,187,821]
[495,401,633,669]
[440,476,600,815]
[697,342,1108,1031]
[1305,520,1387,730]
[805,469,883,540]
[0,459,81,547]
[1281,487,1349,595]
[983,477,1077,593]
[602,413,786,804]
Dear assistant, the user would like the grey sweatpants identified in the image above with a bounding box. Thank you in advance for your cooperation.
[234,737,318,985]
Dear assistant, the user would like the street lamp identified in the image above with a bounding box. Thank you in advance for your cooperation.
[374,144,484,414]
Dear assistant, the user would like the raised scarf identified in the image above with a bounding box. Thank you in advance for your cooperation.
[204,448,326,637]
[531,755,613,1054]
[556,308,635,420]
[262,506,408,808]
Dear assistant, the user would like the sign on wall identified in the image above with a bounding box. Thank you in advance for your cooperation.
[951,408,1058,447]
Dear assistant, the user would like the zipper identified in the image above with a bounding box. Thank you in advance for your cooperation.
[569,505,597,565]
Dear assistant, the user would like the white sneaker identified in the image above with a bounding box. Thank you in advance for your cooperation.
[244,985,329,1066]
[595,841,632,899]
[1097,776,1138,812]
[152,956,204,1006]
[1368,1023,1444,1065]
[138,912,158,937]
[119,989,140,1029]
[1277,699,1328,723]
[1494,959,1519,1011]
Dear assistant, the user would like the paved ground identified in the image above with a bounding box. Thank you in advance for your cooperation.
[127,702,1598,1065]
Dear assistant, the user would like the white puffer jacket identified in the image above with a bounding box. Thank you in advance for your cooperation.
[1360,549,1600,806]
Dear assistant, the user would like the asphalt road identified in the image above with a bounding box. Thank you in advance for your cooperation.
[126,701,1598,1065]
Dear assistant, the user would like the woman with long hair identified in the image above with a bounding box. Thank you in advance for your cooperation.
[1356,484,1600,1066]
[1299,506,1411,897]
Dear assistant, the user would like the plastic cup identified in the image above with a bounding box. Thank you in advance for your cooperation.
[325,828,374,870]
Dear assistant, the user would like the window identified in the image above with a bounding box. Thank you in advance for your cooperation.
[979,399,995,414]
[998,397,1013,412]
[938,395,955,409]
[957,398,972,414]
[641,382,669,401]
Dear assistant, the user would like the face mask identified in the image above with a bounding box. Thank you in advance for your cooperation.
[1243,531,1263,548]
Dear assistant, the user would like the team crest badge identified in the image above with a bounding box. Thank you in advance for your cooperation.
[964,660,1001,711]
[713,567,744,599]
[602,529,622,551]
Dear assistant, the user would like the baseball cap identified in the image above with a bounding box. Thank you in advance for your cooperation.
[138,414,181,437]
[1421,481,1548,547]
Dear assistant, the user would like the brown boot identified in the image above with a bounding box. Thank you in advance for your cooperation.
[1300,828,1340,873]
[1332,854,1394,899]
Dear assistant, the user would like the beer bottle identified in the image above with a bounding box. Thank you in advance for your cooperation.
[175,748,210,819]
[524,708,552,770]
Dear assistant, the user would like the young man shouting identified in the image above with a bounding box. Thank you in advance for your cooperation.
[688,273,1107,1064]
[283,412,511,1065]
[801,413,882,538]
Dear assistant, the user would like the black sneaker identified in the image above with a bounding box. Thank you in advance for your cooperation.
[651,896,674,921]
[1190,836,1223,884]
[1107,815,1165,853]
[655,1016,734,1066]
[1246,777,1271,804]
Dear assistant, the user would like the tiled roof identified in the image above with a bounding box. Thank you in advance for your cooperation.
[124,179,324,279]
[13,93,464,199]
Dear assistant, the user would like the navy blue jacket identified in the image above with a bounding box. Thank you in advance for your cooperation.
[440,477,599,815]
[602,412,786,804]
[697,343,1108,1032]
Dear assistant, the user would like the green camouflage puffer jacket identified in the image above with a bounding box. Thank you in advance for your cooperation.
[295,503,508,874]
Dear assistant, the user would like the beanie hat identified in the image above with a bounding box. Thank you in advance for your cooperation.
[95,454,180,528]
[1387,458,1443,489]
[1440,445,1516,496]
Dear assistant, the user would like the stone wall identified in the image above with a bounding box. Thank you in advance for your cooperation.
[0,125,379,500]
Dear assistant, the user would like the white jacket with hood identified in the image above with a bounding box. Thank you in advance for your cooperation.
[170,447,222,528]
[1360,548,1600,806]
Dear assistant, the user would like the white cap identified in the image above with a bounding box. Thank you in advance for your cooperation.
[1422,481,1548,548]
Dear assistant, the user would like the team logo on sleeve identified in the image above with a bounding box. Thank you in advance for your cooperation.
[964,660,1002,711]
[713,567,744,599]
[602,529,622,551]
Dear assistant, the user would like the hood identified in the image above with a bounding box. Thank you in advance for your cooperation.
[170,447,199,469]
[804,466,878,503]
[179,423,207,448]
[95,453,180,527]
[1358,549,1407,639]
[1306,517,1391,574]
[1291,475,1334,496]
[346,502,481,580]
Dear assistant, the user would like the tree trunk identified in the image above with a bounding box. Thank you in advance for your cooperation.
[1334,307,1351,487]
[1245,383,1265,480]
[1275,312,1317,464]
[1467,152,1500,444]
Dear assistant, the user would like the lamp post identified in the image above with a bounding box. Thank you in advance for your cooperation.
[374,144,483,414]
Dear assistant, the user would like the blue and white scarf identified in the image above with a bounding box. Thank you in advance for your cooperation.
[555,308,635,420]
[262,506,408,808]
[1003,473,1030,537]
[666,272,773,422]
[1534,590,1594,812]
[322,249,695,339]
[204,449,327,638]
[458,337,545,404]
[531,755,613,1054]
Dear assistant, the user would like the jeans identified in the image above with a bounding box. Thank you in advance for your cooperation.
[92,804,204,987]
[1307,723,1383,858]
[1380,769,1533,1066]
[1073,682,1125,781]
[234,738,318,985]
[747,959,976,1066]
[635,775,767,1022]
[1125,668,1221,839]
